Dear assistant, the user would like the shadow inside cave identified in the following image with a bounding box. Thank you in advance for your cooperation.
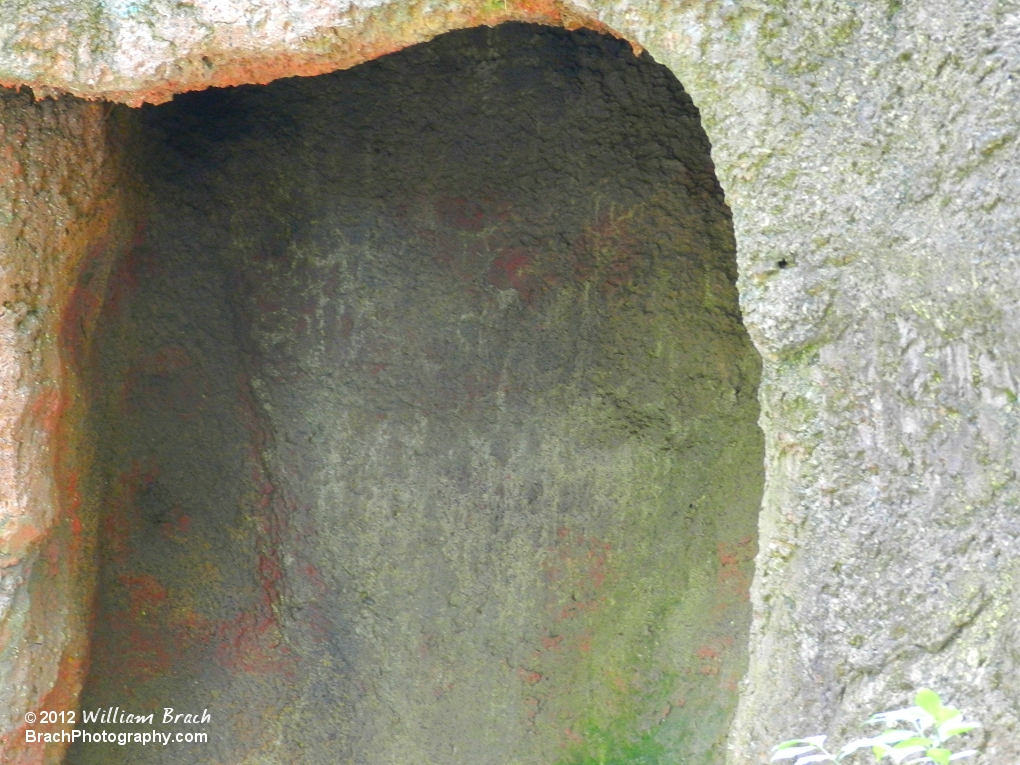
[69,23,764,765]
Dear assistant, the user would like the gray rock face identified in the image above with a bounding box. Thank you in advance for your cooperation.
[69,25,763,765]
[0,0,1018,764]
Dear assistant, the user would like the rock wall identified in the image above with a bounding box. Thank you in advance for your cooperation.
[68,25,762,765]
[0,0,1018,764]
[0,91,135,763]
[644,4,1020,761]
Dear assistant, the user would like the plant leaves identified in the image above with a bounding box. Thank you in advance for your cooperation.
[772,746,818,761]
[914,689,942,719]
[937,717,980,741]
[844,730,918,762]
[769,693,982,765]
[894,737,934,750]
[934,706,960,726]
[873,730,922,750]
[889,745,929,765]
[869,707,935,730]
[774,739,824,752]
[948,750,978,761]
[794,755,834,765]
[877,732,923,745]
[800,736,828,748]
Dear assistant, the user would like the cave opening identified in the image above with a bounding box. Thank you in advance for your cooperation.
[69,23,764,765]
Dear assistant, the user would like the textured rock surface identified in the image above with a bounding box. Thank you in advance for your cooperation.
[0,0,610,106]
[68,26,762,764]
[0,90,135,764]
[0,0,1018,763]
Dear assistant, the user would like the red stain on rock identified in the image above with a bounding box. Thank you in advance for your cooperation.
[718,549,740,567]
[169,607,213,638]
[524,696,540,722]
[42,534,64,579]
[695,638,733,676]
[518,668,543,685]
[558,600,595,622]
[144,345,194,375]
[436,197,487,232]
[607,671,629,693]
[29,385,58,426]
[121,346,209,419]
[158,511,191,541]
[716,537,756,603]
[214,609,292,676]
[433,682,455,699]
[542,534,612,624]
[62,470,82,516]
[119,573,169,618]
[101,512,133,566]
[567,209,642,296]
[121,625,173,680]
[303,561,328,594]
[59,236,113,364]
[696,645,719,660]
[103,224,150,316]
[488,247,540,303]
[102,460,158,564]
[541,633,564,651]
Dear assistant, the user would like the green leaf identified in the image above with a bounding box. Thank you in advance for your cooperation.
[934,706,960,726]
[774,739,823,752]
[889,745,928,764]
[794,755,834,765]
[869,707,935,730]
[914,689,942,719]
[839,730,914,759]
[889,738,934,765]
[873,731,920,747]
[799,736,829,748]
[948,750,978,761]
[772,746,818,761]
[937,717,980,742]
[926,748,952,765]
[893,737,934,750]
[912,689,962,727]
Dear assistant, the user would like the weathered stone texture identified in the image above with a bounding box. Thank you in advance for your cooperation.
[0,0,608,105]
[0,91,132,763]
[639,4,1020,762]
[69,26,763,765]
[1,0,1019,763]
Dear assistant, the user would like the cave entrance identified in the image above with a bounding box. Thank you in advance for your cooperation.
[70,23,764,765]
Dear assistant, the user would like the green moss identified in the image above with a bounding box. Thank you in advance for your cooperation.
[829,16,861,46]
[558,723,667,765]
